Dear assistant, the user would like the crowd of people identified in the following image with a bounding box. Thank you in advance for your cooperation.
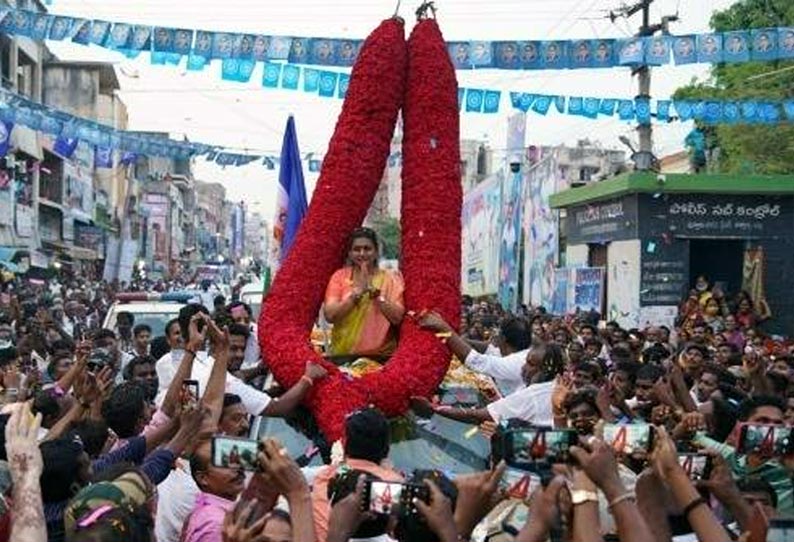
[0,237,789,542]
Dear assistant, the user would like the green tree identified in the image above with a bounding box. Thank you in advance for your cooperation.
[372,217,401,260]
[673,0,794,173]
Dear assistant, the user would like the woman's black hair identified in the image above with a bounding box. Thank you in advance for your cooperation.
[347,227,380,265]
[67,503,153,542]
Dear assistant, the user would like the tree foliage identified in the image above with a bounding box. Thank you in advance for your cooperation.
[672,0,794,173]
[372,216,401,260]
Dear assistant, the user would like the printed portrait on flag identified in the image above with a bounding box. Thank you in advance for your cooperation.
[470,41,493,67]
[253,35,270,61]
[153,27,174,52]
[751,28,777,60]
[519,41,540,68]
[592,40,614,67]
[779,28,794,58]
[131,26,151,50]
[448,42,471,69]
[697,33,722,63]
[337,40,360,66]
[723,31,750,62]
[288,38,310,64]
[673,36,696,64]
[646,36,669,65]
[495,42,520,69]
[311,39,337,65]
[49,16,72,40]
[31,14,51,40]
[173,29,193,55]
[89,22,110,45]
[212,33,234,59]
[194,31,213,56]
[570,40,592,68]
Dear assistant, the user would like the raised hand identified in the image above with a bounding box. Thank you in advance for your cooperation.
[418,311,453,334]
[327,474,372,542]
[5,402,43,483]
[304,361,328,382]
[414,479,457,542]
[222,499,268,542]
[257,438,309,500]
[649,426,681,482]
[453,461,506,537]
[186,313,208,353]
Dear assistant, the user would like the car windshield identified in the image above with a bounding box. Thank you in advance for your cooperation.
[253,384,490,475]
[130,313,180,336]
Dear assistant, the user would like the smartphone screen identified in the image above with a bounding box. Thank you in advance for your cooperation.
[364,481,428,516]
[603,424,654,455]
[211,436,260,471]
[181,380,199,411]
[738,424,794,457]
[505,428,577,470]
[367,481,405,514]
[678,454,712,481]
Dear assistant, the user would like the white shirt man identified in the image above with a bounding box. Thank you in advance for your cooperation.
[485,379,556,426]
[154,349,271,414]
[464,348,528,396]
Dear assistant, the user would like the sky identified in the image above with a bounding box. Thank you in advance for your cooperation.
[44,0,737,219]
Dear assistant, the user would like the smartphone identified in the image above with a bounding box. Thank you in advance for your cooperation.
[603,423,655,455]
[361,480,428,516]
[737,424,794,457]
[495,428,578,471]
[678,454,712,481]
[181,379,199,411]
[768,518,794,542]
[211,436,260,471]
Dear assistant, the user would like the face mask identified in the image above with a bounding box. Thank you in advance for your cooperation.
[696,283,708,292]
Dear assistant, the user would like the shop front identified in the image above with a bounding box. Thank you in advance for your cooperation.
[551,173,794,333]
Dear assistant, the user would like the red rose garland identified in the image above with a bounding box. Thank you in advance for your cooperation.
[259,14,460,441]
[362,16,461,415]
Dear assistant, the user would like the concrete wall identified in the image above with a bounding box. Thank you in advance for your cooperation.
[566,244,588,267]
[42,67,99,119]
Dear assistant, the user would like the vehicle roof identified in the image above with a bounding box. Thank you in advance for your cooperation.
[108,302,185,312]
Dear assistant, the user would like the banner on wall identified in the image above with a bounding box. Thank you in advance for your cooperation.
[573,267,605,313]
[462,173,503,297]
[14,204,32,237]
[0,170,12,226]
[551,268,571,315]
[497,113,527,311]
[523,150,566,308]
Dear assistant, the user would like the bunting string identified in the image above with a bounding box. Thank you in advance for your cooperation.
[2,6,794,73]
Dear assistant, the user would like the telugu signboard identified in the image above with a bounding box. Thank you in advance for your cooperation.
[566,195,638,245]
[642,194,793,239]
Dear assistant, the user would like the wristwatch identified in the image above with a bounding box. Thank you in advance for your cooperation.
[570,489,599,506]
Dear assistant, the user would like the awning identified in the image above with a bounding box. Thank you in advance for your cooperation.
[70,246,98,261]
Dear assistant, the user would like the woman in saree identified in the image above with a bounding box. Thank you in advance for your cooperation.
[323,227,405,358]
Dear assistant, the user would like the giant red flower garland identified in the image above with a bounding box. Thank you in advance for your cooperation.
[260,13,460,442]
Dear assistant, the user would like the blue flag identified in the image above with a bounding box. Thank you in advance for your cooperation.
[119,151,137,165]
[272,116,308,265]
[465,89,484,113]
[54,135,79,158]
[94,146,113,168]
[0,121,12,158]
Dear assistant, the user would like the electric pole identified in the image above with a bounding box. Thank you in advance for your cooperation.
[611,1,678,163]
